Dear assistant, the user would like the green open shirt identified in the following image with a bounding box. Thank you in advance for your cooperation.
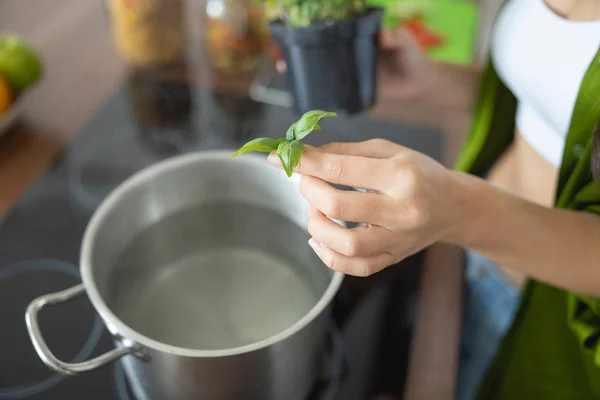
[454,45,600,398]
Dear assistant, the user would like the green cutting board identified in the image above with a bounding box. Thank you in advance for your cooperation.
[368,0,480,65]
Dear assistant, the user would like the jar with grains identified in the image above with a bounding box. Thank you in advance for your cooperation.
[106,0,187,66]
[204,0,270,74]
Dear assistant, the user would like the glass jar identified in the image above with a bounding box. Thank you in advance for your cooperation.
[204,0,270,74]
[126,63,198,156]
[126,65,193,129]
[106,0,188,67]
[208,92,265,143]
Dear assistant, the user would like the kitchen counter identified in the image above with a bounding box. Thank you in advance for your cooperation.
[0,1,481,398]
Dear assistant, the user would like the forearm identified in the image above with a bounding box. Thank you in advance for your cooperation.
[449,171,600,297]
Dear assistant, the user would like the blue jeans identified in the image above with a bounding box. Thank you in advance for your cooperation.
[457,251,521,400]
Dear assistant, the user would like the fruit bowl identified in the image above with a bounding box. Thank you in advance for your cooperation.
[0,92,26,139]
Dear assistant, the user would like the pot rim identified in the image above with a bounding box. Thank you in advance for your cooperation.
[267,6,384,32]
[80,150,345,358]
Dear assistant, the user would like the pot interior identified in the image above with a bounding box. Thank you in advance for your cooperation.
[86,153,336,352]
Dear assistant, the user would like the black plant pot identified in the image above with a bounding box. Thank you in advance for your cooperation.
[269,8,384,116]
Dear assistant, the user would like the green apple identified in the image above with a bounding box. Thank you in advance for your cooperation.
[0,34,43,93]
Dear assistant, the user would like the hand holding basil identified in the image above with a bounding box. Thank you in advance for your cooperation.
[232,110,337,177]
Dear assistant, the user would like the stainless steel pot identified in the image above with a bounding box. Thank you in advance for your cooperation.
[25,151,344,400]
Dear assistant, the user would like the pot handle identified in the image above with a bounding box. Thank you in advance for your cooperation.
[25,283,132,376]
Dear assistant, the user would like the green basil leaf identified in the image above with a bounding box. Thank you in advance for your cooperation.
[277,140,305,177]
[232,137,280,158]
[285,122,298,141]
[293,110,336,141]
[231,110,337,178]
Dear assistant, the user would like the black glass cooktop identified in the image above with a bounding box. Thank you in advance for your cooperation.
[0,66,441,400]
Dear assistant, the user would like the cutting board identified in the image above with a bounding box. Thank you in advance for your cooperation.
[368,0,480,65]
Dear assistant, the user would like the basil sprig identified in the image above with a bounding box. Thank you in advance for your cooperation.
[232,110,337,177]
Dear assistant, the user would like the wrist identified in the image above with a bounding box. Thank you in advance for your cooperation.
[441,171,493,247]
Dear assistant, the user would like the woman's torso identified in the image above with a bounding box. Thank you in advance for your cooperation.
[486,0,600,287]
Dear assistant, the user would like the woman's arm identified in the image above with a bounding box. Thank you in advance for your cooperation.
[452,171,600,297]
[267,139,600,297]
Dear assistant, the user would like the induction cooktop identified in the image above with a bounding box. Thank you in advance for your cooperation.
[0,65,441,400]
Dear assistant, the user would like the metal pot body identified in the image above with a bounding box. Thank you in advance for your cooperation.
[26,151,344,400]
[119,315,327,400]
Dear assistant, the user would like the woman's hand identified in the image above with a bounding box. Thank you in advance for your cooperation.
[274,28,434,100]
[267,140,600,297]
[378,28,434,99]
[267,139,467,276]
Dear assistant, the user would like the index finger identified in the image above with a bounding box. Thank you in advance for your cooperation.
[270,149,390,190]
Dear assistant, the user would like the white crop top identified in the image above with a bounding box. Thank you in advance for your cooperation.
[491,0,600,167]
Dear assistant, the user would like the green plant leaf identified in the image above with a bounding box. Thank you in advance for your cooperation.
[280,0,367,26]
[285,122,298,141]
[289,110,337,141]
[231,109,337,178]
[277,140,305,177]
[231,137,280,158]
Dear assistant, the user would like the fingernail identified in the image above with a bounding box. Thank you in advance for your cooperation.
[268,153,281,167]
[308,238,322,254]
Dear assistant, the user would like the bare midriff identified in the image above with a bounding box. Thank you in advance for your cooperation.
[482,0,600,289]
[487,129,559,288]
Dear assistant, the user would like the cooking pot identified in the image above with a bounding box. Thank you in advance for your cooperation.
[25,151,344,400]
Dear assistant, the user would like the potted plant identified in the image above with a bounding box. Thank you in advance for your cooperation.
[258,0,384,116]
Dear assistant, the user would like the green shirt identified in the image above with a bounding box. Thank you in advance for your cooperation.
[455,46,600,399]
